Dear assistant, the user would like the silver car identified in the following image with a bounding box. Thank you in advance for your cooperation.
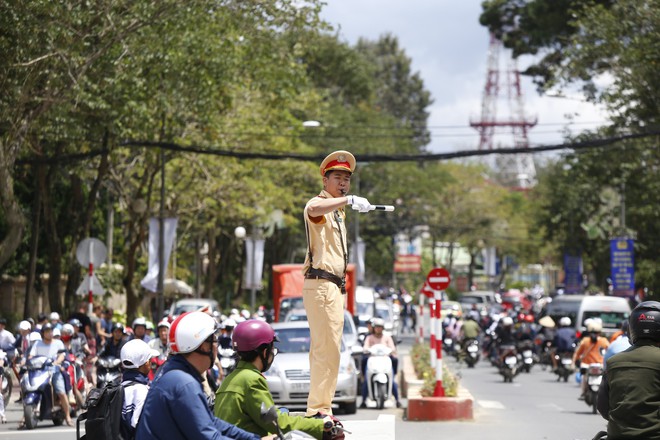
[264,321,359,414]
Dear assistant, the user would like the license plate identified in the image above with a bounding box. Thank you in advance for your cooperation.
[561,358,572,366]
[290,382,310,392]
[505,356,517,366]
[467,345,478,352]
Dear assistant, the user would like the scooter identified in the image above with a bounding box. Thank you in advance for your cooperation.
[518,340,535,373]
[20,356,67,429]
[0,349,12,407]
[148,354,167,382]
[553,352,574,382]
[95,356,122,388]
[218,347,237,377]
[364,344,393,410]
[463,339,480,368]
[498,345,520,383]
[583,363,604,414]
[62,353,87,409]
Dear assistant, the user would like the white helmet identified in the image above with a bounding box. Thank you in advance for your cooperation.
[29,332,42,342]
[49,312,60,321]
[157,320,171,330]
[587,319,603,333]
[19,320,31,331]
[61,323,75,335]
[222,318,237,330]
[501,316,514,327]
[121,339,159,369]
[132,317,147,328]
[559,317,572,327]
[372,318,385,328]
[240,309,251,320]
[169,312,218,354]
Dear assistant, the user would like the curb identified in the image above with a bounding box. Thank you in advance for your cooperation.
[401,355,474,421]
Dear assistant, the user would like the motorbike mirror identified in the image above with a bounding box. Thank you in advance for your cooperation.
[260,402,279,425]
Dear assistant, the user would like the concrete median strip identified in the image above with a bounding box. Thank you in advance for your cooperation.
[342,414,396,440]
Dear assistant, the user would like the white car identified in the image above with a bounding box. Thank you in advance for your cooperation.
[263,321,359,414]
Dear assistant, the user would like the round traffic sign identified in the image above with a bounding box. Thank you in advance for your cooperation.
[426,267,451,291]
[76,237,107,267]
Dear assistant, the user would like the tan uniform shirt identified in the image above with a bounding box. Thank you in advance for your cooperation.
[302,190,347,277]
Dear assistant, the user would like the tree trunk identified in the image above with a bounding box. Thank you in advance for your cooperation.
[24,164,43,319]
[0,142,26,269]
[39,162,64,312]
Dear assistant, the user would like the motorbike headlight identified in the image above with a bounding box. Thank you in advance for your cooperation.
[339,360,355,375]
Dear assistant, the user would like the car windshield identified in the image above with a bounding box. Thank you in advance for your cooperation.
[357,302,373,316]
[174,304,206,315]
[582,311,629,330]
[275,327,344,353]
[375,306,391,321]
[459,296,483,304]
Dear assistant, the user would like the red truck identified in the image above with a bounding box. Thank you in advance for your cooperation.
[272,263,356,322]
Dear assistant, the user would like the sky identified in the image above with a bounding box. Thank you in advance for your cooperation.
[320,1,611,154]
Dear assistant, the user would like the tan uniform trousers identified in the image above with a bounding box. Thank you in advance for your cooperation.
[302,278,345,416]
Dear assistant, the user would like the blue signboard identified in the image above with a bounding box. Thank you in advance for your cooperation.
[563,253,583,294]
[610,238,635,295]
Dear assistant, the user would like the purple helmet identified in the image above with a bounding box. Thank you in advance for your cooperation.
[232,320,278,352]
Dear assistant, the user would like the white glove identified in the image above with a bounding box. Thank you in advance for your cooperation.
[347,195,372,213]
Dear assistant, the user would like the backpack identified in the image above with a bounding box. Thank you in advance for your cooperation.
[76,381,135,440]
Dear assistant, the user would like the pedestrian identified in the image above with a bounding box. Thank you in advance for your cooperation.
[597,301,660,439]
[135,311,274,440]
[302,150,372,418]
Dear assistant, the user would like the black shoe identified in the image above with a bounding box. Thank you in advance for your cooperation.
[306,412,326,420]
[359,401,367,409]
[396,401,402,408]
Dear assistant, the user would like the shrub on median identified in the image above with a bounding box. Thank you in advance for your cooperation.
[410,342,459,397]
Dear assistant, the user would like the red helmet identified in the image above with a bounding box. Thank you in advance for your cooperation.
[232,320,278,352]
[524,314,534,323]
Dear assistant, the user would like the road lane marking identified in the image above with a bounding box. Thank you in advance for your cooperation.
[478,400,506,409]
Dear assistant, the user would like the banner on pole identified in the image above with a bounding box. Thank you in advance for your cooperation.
[141,218,178,292]
[610,237,635,297]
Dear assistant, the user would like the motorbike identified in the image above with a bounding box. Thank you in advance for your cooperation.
[462,339,480,368]
[442,335,459,360]
[95,356,122,388]
[148,354,167,382]
[260,403,346,440]
[364,344,393,410]
[62,353,87,409]
[20,356,68,429]
[518,340,535,373]
[583,362,604,414]
[0,349,12,406]
[535,337,553,371]
[554,352,574,382]
[498,345,521,383]
[218,347,237,377]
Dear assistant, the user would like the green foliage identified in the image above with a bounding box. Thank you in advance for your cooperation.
[410,342,459,397]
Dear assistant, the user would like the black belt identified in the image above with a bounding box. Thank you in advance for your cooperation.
[305,267,346,294]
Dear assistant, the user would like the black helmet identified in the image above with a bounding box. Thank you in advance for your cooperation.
[41,322,53,334]
[629,301,660,344]
[111,323,125,333]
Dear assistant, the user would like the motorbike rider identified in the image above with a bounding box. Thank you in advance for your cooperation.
[129,317,151,343]
[551,317,576,371]
[573,319,609,400]
[148,320,170,357]
[603,320,631,368]
[136,311,274,440]
[219,318,237,349]
[495,316,516,365]
[28,323,73,426]
[120,339,159,439]
[597,301,660,439]
[360,318,401,408]
[459,314,481,352]
[98,323,127,359]
[215,320,342,440]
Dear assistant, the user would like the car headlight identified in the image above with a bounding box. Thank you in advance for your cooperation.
[263,363,280,377]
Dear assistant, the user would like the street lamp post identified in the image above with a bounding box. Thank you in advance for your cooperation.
[234,226,246,310]
[157,148,166,322]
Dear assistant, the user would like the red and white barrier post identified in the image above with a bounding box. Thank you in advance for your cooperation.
[433,289,445,396]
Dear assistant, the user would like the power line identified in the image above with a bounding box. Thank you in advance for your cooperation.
[16,130,659,165]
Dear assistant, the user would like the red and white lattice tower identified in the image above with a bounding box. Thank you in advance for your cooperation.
[470,34,538,189]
